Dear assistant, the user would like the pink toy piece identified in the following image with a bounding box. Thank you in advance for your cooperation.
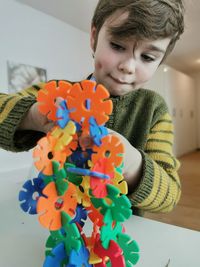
[93,234,125,267]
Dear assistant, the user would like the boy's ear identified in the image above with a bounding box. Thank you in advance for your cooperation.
[90,26,97,52]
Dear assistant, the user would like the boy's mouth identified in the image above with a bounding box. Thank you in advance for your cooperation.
[109,75,132,85]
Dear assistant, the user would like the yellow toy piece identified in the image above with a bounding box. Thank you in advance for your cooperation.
[50,120,76,151]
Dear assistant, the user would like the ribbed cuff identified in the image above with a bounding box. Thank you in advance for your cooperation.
[128,150,155,206]
[0,96,43,152]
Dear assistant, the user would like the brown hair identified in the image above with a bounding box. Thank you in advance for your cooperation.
[92,0,184,60]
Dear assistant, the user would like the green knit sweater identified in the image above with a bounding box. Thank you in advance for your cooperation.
[0,81,181,214]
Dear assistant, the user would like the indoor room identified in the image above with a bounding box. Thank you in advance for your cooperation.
[0,1,199,266]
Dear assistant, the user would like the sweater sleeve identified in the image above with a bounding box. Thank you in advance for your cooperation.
[0,83,45,152]
[129,113,181,213]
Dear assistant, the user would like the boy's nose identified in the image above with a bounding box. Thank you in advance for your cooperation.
[118,58,136,75]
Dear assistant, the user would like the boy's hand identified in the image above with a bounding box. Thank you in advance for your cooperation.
[79,128,142,191]
[108,129,142,191]
[19,102,54,133]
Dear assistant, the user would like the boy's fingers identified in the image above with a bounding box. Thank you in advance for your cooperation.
[107,128,115,135]
[107,128,123,140]
[44,121,55,133]
[55,97,64,107]
[79,134,94,149]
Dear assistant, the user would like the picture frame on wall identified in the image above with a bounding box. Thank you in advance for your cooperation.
[7,61,47,93]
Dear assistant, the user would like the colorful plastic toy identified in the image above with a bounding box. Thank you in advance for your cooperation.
[19,79,140,266]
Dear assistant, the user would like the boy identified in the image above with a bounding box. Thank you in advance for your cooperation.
[0,0,184,215]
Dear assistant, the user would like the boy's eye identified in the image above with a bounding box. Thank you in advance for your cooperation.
[110,42,125,51]
[141,54,155,62]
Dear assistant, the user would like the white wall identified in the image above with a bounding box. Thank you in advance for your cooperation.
[164,67,197,156]
[190,72,200,148]
[146,65,198,157]
[0,0,92,171]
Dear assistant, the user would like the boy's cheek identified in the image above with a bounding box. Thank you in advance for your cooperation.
[95,60,103,70]
[138,67,155,84]
[95,53,113,69]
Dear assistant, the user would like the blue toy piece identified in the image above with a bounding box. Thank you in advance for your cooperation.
[89,116,108,146]
[89,76,96,82]
[18,177,45,214]
[67,166,109,179]
[70,204,88,227]
[67,245,92,267]
[70,148,92,168]
[85,99,91,110]
[43,242,68,267]
[56,100,75,129]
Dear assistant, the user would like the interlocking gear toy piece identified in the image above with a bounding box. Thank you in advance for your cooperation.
[19,79,140,266]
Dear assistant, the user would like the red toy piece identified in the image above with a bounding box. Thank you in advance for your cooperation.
[93,234,125,267]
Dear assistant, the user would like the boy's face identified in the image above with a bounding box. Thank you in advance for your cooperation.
[90,12,171,96]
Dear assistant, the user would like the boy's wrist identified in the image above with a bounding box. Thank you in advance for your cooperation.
[18,105,33,130]
[124,149,143,193]
[18,103,40,131]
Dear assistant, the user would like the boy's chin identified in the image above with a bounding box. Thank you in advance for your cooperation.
[109,90,129,97]
[108,85,136,96]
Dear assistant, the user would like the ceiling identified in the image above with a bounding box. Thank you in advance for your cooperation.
[16,0,200,75]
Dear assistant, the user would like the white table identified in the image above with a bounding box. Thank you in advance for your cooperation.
[0,168,200,267]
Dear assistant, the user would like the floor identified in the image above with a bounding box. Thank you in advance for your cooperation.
[145,150,200,231]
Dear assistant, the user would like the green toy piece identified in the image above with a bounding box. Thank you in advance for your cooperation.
[117,233,140,266]
[100,209,123,249]
[64,162,83,185]
[91,184,132,222]
[45,212,83,257]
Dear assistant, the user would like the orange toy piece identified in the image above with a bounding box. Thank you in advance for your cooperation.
[37,80,72,121]
[66,80,113,129]
[91,135,124,173]
[33,135,67,175]
[37,181,77,231]
[63,132,78,155]
[87,203,104,228]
